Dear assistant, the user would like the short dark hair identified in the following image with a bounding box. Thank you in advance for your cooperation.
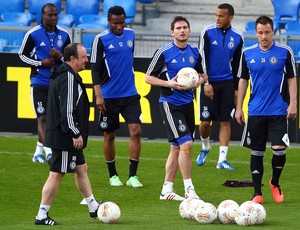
[171,16,190,31]
[107,5,126,20]
[218,3,234,16]
[64,43,80,61]
[255,15,274,30]
[41,3,57,15]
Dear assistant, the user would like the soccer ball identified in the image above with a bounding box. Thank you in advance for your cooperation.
[235,201,257,226]
[179,198,193,219]
[183,198,205,220]
[97,201,121,224]
[217,199,239,224]
[252,203,267,224]
[194,202,218,224]
[177,67,199,89]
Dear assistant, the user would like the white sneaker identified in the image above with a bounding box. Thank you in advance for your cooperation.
[160,192,185,201]
[185,186,200,199]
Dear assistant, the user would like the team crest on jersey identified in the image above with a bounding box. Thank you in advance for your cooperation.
[178,124,187,132]
[37,102,45,114]
[269,56,277,64]
[201,106,210,119]
[127,40,133,48]
[189,56,195,64]
[57,35,63,47]
[227,37,235,49]
[70,161,76,170]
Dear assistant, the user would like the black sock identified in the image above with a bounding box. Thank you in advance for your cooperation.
[251,154,264,195]
[271,153,286,186]
[106,160,117,178]
[129,159,139,178]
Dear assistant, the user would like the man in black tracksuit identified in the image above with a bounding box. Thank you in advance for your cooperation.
[34,43,100,225]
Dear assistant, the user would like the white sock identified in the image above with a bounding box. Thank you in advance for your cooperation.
[218,146,228,163]
[34,141,43,156]
[37,204,50,220]
[43,146,52,156]
[183,178,193,192]
[201,136,211,150]
[85,194,98,212]
[161,182,173,194]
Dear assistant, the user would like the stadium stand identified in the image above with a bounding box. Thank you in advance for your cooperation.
[79,14,108,28]
[271,0,300,34]
[103,0,136,25]
[58,13,75,28]
[66,0,99,26]
[1,12,35,26]
[0,0,25,14]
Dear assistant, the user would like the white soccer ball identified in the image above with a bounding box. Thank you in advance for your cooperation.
[252,203,267,224]
[184,198,206,220]
[179,198,192,219]
[235,201,257,226]
[177,67,199,89]
[97,201,121,224]
[217,199,239,224]
[194,202,218,224]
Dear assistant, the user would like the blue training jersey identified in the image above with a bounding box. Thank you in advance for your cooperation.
[19,24,71,87]
[238,42,296,116]
[90,28,138,98]
[199,24,243,84]
[146,41,203,106]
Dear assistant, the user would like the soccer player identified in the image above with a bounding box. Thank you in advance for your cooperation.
[19,3,71,163]
[90,5,143,188]
[196,3,243,170]
[235,15,297,204]
[146,16,207,201]
[34,43,100,225]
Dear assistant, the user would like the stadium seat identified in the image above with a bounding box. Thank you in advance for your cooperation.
[0,38,8,51]
[66,0,100,26]
[103,0,136,25]
[243,21,257,48]
[28,0,62,24]
[282,22,300,62]
[8,38,22,52]
[76,23,106,54]
[79,14,108,28]
[271,0,300,34]
[1,12,35,26]
[58,14,75,28]
[0,22,25,51]
[0,0,25,14]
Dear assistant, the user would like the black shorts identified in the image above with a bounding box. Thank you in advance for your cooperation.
[98,94,142,132]
[199,81,234,121]
[159,101,195,142]
[50,149,86,173]
[241,116,289,151]
[31,87,48,117]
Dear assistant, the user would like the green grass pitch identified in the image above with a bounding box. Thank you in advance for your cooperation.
[0,135,299,229]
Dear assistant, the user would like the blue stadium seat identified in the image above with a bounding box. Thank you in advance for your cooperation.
[271,0,300,34]
[28,0,62,24]
[103,0,136,25]
[243,21,257,48]
[282,22,300,62]
[58,14,75,27]
[79,14,108,28]
[1,12,35,26]
[0,0,25,14]
[76,23,106,54]
[66,0,99,26]
[0,38,8,51]
[8,38,22,52]
[0,22,25,51]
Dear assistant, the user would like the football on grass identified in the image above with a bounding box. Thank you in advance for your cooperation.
[97,201,121,224]
[177,67,199,89]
